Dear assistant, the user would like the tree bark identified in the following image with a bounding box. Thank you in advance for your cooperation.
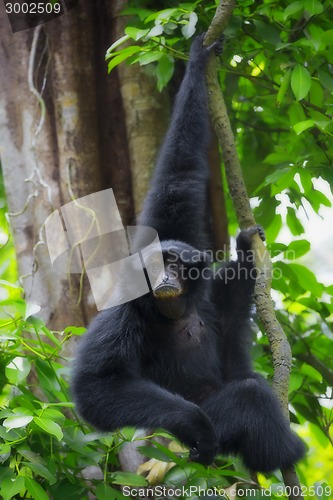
[0,8,88,331]
[111,0,170,215]
[208,133,229,254]
[0,0,168,333]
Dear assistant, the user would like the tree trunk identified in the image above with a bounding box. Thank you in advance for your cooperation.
[111,0,170,215]
[0,0,169,332]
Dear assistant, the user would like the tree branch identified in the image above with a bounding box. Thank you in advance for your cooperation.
[297,353,333,387]
[204,2,303,499]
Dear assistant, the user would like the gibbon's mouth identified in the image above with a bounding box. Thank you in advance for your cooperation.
[153,283,183,299]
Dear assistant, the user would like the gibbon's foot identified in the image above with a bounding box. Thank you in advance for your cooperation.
[245,224,266,242]
[236,224,266,253]
[214,35,225,56]
[190,33,224,64]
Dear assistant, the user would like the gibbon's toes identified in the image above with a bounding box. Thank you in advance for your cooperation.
[214,35,225,56]
[246,224,266,241]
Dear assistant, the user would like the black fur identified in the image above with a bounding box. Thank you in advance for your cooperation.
[72,35,305,472]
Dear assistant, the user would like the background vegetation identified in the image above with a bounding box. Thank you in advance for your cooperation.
[0,0,332,499]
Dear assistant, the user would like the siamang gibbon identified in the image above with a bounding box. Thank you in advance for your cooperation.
[72,35,305,472]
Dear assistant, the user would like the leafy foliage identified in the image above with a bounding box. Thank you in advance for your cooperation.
[0,176,17,298]
[0,309,107,499]
[3,302,327,500]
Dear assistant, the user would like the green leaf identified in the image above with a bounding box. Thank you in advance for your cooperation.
[288,263,323,297]
[165,463,204,483]
[0,425,25,442]
[289,373,304,393]
[1,476,25,500]
[137,51,163,66]
[264,154,290,166]
[268,242,288,258]
[144,9,172,24]
[0,279,23,290]
[298,169,313,193]
[265,168,298,196]
[276,68,291,107]
[3,415,33,431]
[285,239,310,259]
[35,358,60,393]
[293,119,314,135]
[63,325,86,336]
[124,27,149,41]
[34,417,63,441]
[314,119,331,131]
[95,483,117,500]
[5,357,31,384]
[107,47,142,73]
[265,167,290,183]
[288,101,306,125]
[0,467,15,485]
[297,297,323,314]
[24,302,41,320]
[0,444,11,464]
[181,11,198,39]
[293,402,321,426]
[156,55,175,91]
[304,0,324,17]
[16,448,44,464]
[283,1,303,20]
[149,440,185,464]
[40,326,62,349]
[163,22,178,34]
[147,25,164,38]
[106,35,130,57]
[35,408,65,422]
[321,29,333,45]
[27,315,45,328]
[309,80,324,107]
[110,471,147,486]
[137,445,174,462]
[25,478,48,500]
[0,298,26,316]
[318,69,333,91]
[306,189,331,212]
[47,480,85,498]
[300,363,322,382]
[291,65,312,101]
[254,20,281,45]
[312,189,331,207]
[21,462,57,485]
[286,207,304,235]
[256,207,282,243]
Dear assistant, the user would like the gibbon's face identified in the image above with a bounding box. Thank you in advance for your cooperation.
[152,254,188,300]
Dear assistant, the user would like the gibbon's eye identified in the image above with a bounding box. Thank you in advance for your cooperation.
[169,263,179,272]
